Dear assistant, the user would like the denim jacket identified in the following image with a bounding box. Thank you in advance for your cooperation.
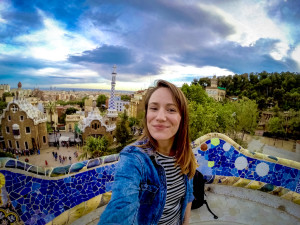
[99,144,194,225]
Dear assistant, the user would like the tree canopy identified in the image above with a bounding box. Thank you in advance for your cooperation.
[194,71,300,111]
[78,136,109,160]
[115,111,131,146]
[181,83,258,146]
[97,94,107,107]
[121,95,131,101]
[65,107,77,115]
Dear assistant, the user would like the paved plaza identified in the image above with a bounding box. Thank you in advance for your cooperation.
[18,145,82,168]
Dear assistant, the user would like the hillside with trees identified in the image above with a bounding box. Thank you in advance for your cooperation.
[181,84,258,147]
[189,71,300,141]
[193,71,300,111]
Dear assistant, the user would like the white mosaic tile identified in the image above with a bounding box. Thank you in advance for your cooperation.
[234,156,248,170]
[256,162,269,177]
[223,143,231,152]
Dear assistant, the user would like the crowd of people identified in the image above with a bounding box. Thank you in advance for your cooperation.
[51,151,72,164]
[3,148,37,162]
[51,150,78,165]
[1,141,80,167]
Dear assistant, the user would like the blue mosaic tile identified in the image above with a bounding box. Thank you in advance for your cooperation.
[193,138,300,192]
[1,136,298,225]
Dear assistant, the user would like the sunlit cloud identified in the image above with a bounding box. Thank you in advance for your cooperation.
[0,0,298,90]
[158,65,234,87]
[15,11,96,61]
[201,1,290,61]
[291,45,300,70]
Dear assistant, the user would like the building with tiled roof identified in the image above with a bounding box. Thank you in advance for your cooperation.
[0,89,48,150]
[77,66,118,142]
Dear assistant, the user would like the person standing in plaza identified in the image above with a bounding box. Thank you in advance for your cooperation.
[99,80,197,225]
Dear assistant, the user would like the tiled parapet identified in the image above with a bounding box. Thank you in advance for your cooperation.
[0,155,119,225]
[192,133,300,205]
[0,133,299,225]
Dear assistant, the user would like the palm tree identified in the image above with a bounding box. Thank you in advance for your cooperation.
[78,136,109,160]
[47,101,56,128]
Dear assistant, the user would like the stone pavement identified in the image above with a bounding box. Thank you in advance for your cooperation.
[71,205,249,225]
[247,137,299,162]
[18,145,82,168]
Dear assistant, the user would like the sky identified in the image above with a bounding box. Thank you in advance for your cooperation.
[0,0,299,91]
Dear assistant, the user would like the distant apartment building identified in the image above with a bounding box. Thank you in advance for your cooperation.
[0,84,10,92]
[11,89,32,98]
[65,112,84,132]
[128,89,148,118]
[10,82,32,98]
[84,98,94,115]
[0,89,4,100]
[205,75,226,101]
[107,96,130,113]
[5,96,14,103]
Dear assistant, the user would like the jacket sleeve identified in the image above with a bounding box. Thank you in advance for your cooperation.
[99,149,143,225]
[187,178,194,203]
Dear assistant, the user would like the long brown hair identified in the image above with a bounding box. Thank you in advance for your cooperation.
[139,80,197,178]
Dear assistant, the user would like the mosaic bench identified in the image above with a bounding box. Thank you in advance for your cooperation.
[0,133,299,225]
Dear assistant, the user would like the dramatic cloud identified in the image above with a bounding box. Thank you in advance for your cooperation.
[0,0,299,90]
[69,45,135,65]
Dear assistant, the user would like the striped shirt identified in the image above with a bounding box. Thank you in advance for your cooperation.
[156,152,185,225]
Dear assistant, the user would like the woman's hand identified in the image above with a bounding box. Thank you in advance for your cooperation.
[183,202,192,225]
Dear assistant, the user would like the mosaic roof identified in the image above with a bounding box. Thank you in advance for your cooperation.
[1,99,47,125]
[78,110,109,132]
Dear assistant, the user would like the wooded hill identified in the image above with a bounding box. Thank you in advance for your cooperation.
[193,71,300,111]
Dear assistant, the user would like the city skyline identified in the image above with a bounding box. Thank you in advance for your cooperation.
[0,0,300,91]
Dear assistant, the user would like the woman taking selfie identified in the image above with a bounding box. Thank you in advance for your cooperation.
[99,80,197,225]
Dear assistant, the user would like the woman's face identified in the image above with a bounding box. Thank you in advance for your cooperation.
[147,87,181,144]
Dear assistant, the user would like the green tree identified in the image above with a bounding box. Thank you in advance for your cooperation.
[121,95,131,101]
[267,117,285,136]
[46,122,53,133]
[188,101,219,140]
[0,101,7,114]
[58,114,66,124]
[128,117,139,128]
[2,92,13,101]
[65,107,77,115]
[273,88,285,108]
[56,100,67,106]
[97,94,107,107]
[216,102,235,134]
[233,97,258,141]
[259,77,272,97]
[79,96,88,108]
[181,83,210,105]
[288,111,300,138]
[47,101,56,127]
[197,77,211,88]
[182,83,236,140]
[78,136,109,160]
[116,111,131,146]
